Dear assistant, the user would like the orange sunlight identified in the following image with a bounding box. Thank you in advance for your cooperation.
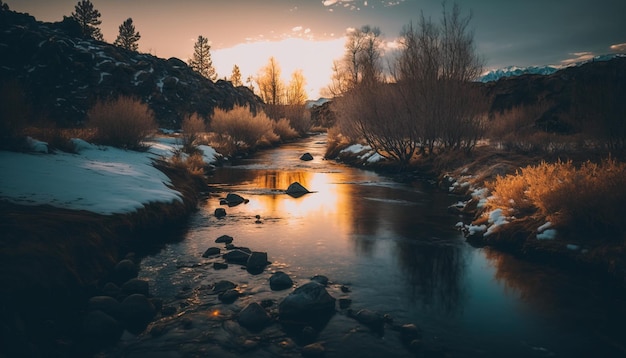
[212,37,346,99]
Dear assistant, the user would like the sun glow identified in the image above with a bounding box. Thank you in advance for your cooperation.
[212,37,346,99]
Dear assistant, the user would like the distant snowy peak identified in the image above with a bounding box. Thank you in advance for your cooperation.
[479,53,626,82]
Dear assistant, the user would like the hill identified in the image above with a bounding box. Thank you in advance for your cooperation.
[0,9,262,127]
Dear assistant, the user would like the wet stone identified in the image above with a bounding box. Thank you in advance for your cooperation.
[218,289,240,304]
[269,271,294,291]
[212,280,237,294]
[121,278,150,296]
[202,247,221,258]
[310,275,329,286]
[215,234,234,244]
[213,262,228,270]
[214,208,227,218]
[301,342,325,358]
[223,249,251,265]
[338,298,352,309]
[238,302,273,332]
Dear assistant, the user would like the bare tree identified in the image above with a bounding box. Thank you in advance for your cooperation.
[286,69,308,106]
[71,0,103,41]
[114,18,140,51]
[325,26,385,96]
[257,57,284,106]
[188,35,217,81]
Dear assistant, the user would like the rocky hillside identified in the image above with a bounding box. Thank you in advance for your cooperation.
[480,56,626,133]
[0,9,262,127]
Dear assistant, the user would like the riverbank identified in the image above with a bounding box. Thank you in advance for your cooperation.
[329,142,626,287]
[0,136,215,356]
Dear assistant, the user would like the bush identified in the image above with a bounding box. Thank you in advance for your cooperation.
[87,96,156,149]
[210,105,278,153]
[272,118,298,141]
[181,113,206,151]
[0,80,30,148]
[487,158,626,238]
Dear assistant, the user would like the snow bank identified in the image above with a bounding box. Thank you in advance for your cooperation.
[0,141,189,215]
[536,229,557,240]
[484,208,509,236]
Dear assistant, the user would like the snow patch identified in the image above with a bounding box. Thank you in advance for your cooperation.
[484,208,509,236]
[537,221,552,232]
[536,229,557,240]
[26,137,48,153]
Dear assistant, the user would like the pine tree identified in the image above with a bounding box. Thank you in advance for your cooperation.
[0,0,9,11]
[71,0,103,41]
[230,65,243,86]
[188,35,217,81]
[114,18,140,51]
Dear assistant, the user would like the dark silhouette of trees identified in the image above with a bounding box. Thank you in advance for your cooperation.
[1,0,9,11]
[230,65,243,86]
[114,18,140,51]
[332,3,486,165]
[71,0,103,41]
[188,35,217,81]
[326,26,384,96]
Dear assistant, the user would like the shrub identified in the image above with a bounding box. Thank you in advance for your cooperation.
[181,113,206,151]
[272,118,298,141]
[210,105,278,153]
[87,96,156,149]
[0,80,30,148]
[283,104,311,134]
[487,158,626,238]
[169,151,206,177]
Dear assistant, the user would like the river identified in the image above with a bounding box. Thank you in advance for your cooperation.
[119,133,625,358]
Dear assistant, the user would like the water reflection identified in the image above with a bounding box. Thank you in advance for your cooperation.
[395,239,468,314]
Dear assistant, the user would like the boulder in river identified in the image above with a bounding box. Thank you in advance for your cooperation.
[351,309,385,335]
[82,310,123,348]
[113,259,138,284]
[202,247,221,258]
[246,251,269,274]
[300,153,314,161]
[119,294,156,334]
[224,193,248,206]
[237,302,273,332]
[278,282,336,325]
[269,271,293,291]
[285,182,310,198]
[214,208,227,218]
[212,280,237,294]
[215,235,234,244]
[223,249,251,265]
[121,278,150,297]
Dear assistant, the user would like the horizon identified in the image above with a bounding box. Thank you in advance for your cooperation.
[7,0,626,98]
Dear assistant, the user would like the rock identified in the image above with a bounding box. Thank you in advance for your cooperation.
[246,251,269,274]
[212,280,237,294]
[121,278,150,296]
[218,289,240,304]
[269,271,294,291]
[301,342,325,357]
[285,182,310,198]
[213,262,228,270]
[82,310,123,347]
[352,309,385,335]
[301,326,318,344]
[119,294,156,333]
[338,298,352,309]
[223,249,251,265]
[215,234,234,244]
[279,282,336,323]
[399,323,422,345]
[310,275,328,286]
[202,247,221,258]
[225,193,247,206]
[214,208,227,218]
[113,259,138,284]
[340,285,350,293]
[87,296,121,319]
[161,305,176,316]
[102,282,121,298]
[237,302,273,332]
[300,153,314,161]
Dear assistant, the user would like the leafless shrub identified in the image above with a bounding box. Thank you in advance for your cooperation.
[87,96,156,150]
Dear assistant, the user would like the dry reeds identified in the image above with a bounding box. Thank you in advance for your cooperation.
[87,96,157,150]
[487,158,626,238]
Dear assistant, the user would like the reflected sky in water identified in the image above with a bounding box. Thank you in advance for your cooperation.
[142,134,625,357]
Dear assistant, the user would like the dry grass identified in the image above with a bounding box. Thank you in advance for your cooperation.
[210,105,279,153]
[87,96,157,150]
[273,118,299,141]
[487,158,626,239]
[180,113,207,152]
[168,152,206,177]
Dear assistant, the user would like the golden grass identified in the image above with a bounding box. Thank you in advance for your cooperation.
[87,96,157,150]
[210,105,279,152]
[487,158,626,239]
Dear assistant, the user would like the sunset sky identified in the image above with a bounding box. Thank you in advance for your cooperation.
[8,0,626,98]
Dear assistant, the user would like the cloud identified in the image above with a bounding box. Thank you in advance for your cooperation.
[610,42,626,53]
[560,51,595,65]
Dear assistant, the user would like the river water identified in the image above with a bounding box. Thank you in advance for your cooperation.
[129,134,625,358]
